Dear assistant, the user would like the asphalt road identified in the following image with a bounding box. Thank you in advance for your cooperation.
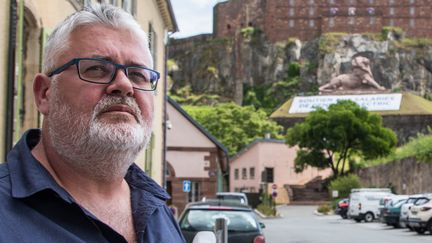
[261,205,432,243]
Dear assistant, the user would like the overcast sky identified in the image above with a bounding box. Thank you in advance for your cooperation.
[170,0,222,38]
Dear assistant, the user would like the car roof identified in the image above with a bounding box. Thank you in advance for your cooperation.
[185,200,252,211]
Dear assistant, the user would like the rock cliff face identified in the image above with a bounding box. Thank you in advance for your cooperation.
[168,32,432,104]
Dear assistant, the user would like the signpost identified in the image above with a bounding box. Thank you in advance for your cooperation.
[183,180,191,193]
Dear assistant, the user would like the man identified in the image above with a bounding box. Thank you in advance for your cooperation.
[0,3,185,243]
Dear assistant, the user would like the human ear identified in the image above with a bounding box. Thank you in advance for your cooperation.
[33,73,52,115]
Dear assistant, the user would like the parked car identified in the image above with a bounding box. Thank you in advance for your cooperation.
[216,192,249,205]
[399,194,426,229]
[378,195,407,222]
[407,195,432,234]
[382,198,408,228]
[178,201,265,243]
[348,188,393,222]
[335,198,349,219]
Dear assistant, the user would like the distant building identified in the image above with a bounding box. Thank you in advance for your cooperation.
[214,0,432,42]
[230,139,332,204]
[166,97,229,213]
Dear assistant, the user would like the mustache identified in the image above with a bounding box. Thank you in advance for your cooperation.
[93,95,143,124]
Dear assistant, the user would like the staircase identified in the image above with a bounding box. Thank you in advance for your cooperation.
[287,176,330,205]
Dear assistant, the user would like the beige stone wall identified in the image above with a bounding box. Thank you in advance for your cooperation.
[133,0,170,185]
[358,157,432,195]
[0,0,10,161]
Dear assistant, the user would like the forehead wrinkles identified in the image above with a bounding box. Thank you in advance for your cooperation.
[67,26,152,68]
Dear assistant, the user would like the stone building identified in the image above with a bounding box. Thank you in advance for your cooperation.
[214,0,432,42]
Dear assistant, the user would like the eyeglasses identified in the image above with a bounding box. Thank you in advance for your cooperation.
[47,58,159,91]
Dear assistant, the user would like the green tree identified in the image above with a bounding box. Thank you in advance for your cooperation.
[184,103,283,156]
[286,100,397,178]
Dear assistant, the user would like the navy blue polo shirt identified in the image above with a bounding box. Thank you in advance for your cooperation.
[0,129,185,243]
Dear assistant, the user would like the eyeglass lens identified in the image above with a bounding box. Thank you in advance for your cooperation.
[78,59,157,90]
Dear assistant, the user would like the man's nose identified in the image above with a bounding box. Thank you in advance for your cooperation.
[106,69,134,97]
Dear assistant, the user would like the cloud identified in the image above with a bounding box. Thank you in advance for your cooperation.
[171,0,220,38]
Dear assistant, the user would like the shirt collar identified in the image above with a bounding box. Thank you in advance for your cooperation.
[7,129,170,202]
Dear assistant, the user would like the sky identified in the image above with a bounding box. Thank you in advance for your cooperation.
[170,0,222,38]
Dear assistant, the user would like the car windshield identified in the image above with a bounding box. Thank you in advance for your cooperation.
[217,195,246,204]
[180,209,259,232]
[392,199,407,207]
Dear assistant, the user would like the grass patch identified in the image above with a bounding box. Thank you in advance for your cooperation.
[365,132,432,166]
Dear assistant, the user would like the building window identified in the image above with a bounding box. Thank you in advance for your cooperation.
[289,19,295,27]
[309,19,315,27]
[368,0,375,4]
[409,0,415,4]
[389,7,395,15]
[410,19,415,27]
[309,7,315,16]
[148,23,157,65]
[330,7,338,15]
[389,19,395,26]
[289,0,295,6]
[329,18,335,27]
[389,0,395,5]
[409,7,415,16]
[328,0,335,4]
[289,8,295,16]
[234,168,239,180]
[348,7,356,16]
[188,182,201,202]
[122,0,136,15]
[308,0,314,4]
[349,0,356,4]
[367,7,375,15]
[144,133,154,176]
[242,168,247,179]
[370,17,376,25]
[349,17,355,25]
[249,167,255,179]
[250,187,256,192]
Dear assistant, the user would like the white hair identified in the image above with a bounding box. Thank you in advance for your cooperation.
[43,3,152,73]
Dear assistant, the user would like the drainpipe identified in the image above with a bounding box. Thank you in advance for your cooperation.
[5,0,18,160]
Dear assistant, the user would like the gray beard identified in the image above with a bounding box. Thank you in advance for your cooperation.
[47,85,152,181]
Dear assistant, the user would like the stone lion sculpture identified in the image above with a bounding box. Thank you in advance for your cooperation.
[319,56,385,93]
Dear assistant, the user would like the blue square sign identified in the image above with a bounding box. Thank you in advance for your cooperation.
[183,180,191,192]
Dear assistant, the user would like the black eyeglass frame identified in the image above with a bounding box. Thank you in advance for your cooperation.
[47,57,160,91]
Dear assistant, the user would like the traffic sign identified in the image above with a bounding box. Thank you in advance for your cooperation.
[272,191,278,198]
[183,180,191,192]
[272,184,277,190]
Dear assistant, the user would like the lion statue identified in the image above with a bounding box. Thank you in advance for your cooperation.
[319,56,386,93]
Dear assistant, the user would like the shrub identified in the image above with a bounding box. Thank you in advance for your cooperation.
[317,203,331,215]
[257,203,276,216]
[329,174,361,199]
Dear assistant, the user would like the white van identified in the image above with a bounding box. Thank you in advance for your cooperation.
[348,188,393,222]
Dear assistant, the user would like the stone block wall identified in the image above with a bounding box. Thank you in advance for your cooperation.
[358,157,432,194]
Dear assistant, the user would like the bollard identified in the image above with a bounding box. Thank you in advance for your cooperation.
[214,218,227,243]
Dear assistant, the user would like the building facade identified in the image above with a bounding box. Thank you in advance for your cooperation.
[214,0,432,42]
[230,139,332,204]
[166,98,229,214]
[0,0,177,185]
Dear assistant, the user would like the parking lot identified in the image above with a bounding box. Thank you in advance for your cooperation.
[261,205,432,243]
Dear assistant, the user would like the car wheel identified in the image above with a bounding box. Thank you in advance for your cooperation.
[364,212,374,223]
[427,221,432,234]
[415,227,426,234]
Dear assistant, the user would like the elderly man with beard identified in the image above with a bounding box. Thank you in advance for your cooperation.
[0,3,185,243]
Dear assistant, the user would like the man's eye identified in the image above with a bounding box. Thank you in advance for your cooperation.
[129,71,149,83]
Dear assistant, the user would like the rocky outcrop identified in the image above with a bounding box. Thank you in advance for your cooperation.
[168,32,432,104]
